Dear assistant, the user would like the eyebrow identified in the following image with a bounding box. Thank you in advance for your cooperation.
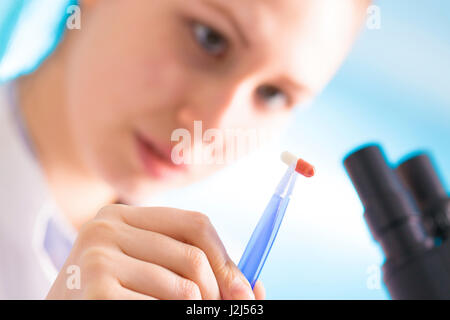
[201,0,250,48]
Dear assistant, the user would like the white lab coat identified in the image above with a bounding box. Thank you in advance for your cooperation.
[0,82,76,299]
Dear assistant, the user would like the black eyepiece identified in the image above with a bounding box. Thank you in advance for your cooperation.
[396,153,450,239]
[344,144,433,263]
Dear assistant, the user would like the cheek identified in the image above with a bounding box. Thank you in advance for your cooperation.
[65,29,189,142]
[218,113,290,162]
[63,46,194,196]
[65,7,185,131]
[135,55,191,113]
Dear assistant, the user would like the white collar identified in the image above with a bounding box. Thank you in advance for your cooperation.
[0,80,76,290]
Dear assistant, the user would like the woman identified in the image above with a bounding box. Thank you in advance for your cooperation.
[0,0,370,299]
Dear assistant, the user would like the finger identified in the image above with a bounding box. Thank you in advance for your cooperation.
[83,275,157,300]
[253,280,266,300]
[118,206,255,300]
[116,251,202,300]
[115,221,221,300]
[116,286,158,300]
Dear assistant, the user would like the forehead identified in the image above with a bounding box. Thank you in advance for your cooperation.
[192,0,367,92]
[205,0,364,34]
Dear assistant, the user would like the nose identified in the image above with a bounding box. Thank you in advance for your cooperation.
[175,78,251,133]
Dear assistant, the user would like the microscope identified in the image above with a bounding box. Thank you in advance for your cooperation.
[343,144,450,299]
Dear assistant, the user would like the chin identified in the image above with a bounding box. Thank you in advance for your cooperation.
[110,174,173,205]
[104,162,218,205]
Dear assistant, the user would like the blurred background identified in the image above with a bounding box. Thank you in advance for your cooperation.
[1,0,449,299]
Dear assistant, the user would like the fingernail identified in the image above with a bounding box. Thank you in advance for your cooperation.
[230,277,255,300]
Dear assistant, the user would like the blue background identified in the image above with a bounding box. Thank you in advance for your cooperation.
[1,0,449,299]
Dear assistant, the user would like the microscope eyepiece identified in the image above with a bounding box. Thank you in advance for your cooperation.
[344,143,450,299]
[396,153,450,239]
[344,144,433,264]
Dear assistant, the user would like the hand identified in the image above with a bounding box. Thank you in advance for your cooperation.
[46,204,262,300]
[253,280,266,300]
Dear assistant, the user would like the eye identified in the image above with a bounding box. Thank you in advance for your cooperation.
[191,22,228,57]
[256,85,289,110]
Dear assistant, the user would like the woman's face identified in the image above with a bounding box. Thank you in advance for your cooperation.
[64,0,368,202]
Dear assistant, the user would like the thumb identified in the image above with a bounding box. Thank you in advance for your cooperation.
[253,280,266,300]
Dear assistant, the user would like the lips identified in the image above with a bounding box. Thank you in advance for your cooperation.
[135,132,186,179]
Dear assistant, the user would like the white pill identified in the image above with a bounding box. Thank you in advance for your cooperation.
[280,151,298,166]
